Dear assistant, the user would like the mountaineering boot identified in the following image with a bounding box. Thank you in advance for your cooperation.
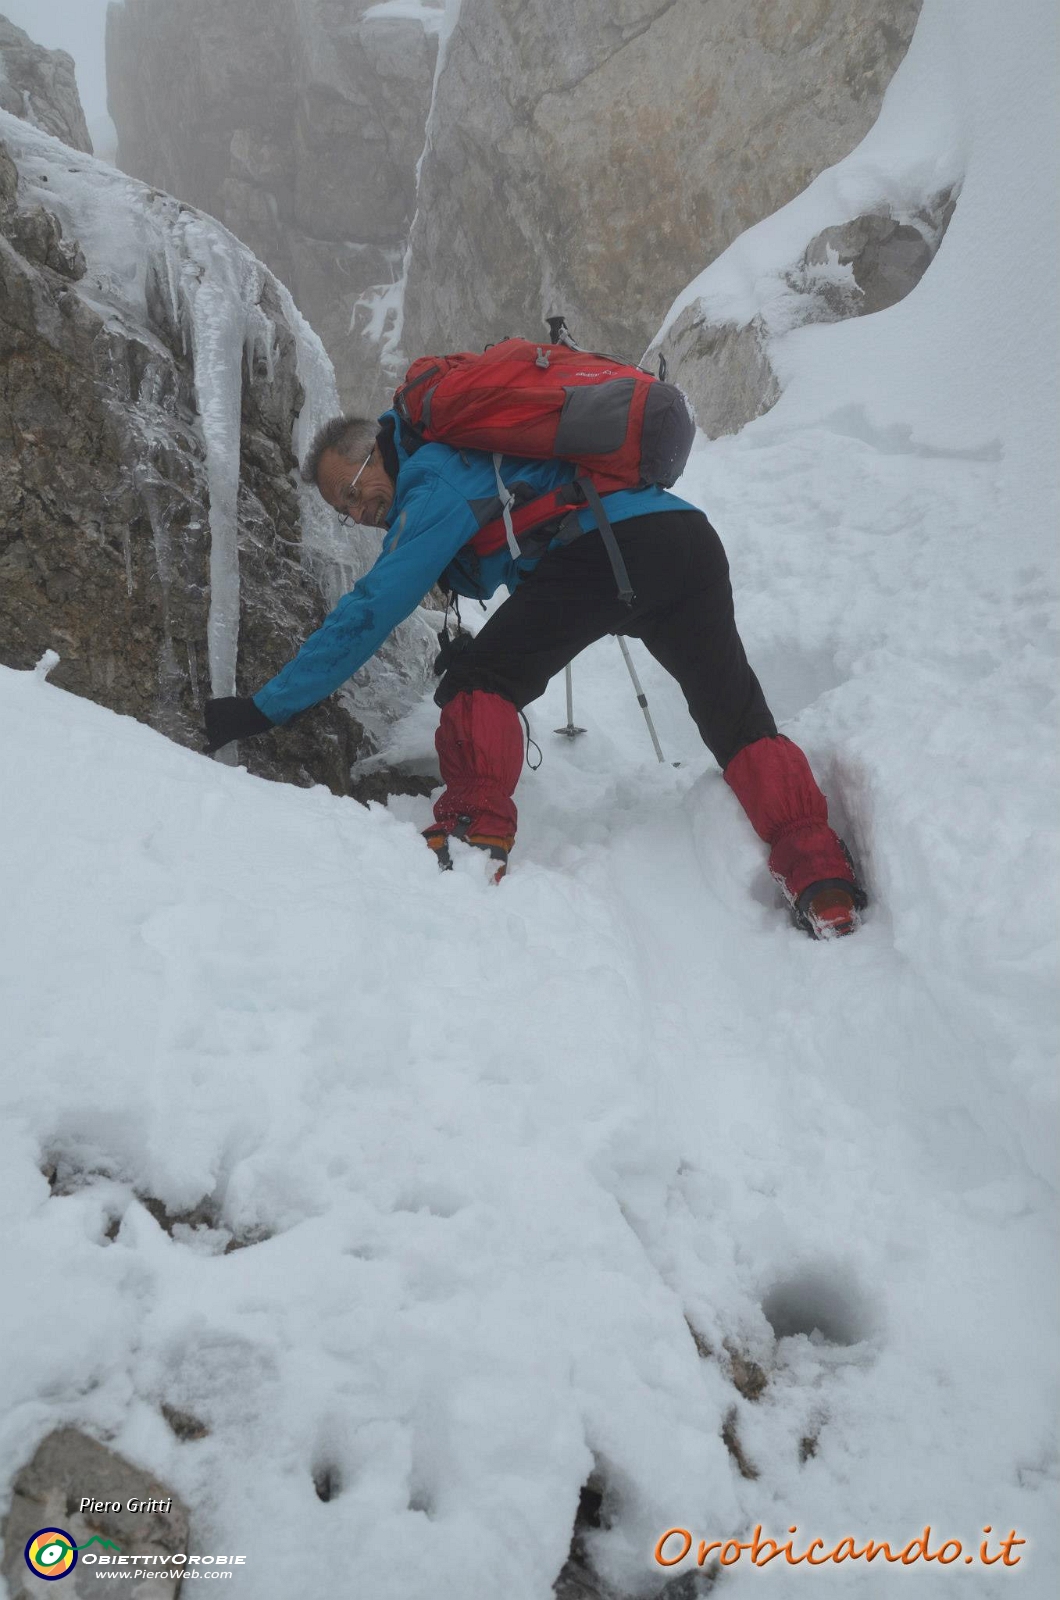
[424,823,512,883]
[723,735,867,939]
[794,883,861,939]
[426,690,523,882]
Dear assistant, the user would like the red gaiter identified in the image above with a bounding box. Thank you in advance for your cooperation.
[724,735,854,901]
[432,690,524,845]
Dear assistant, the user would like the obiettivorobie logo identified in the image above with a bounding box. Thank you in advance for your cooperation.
[24,1529,120,1580]
[25,1526,249,1581]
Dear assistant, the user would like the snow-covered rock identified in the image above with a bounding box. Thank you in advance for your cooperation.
[654,187,957,438]
[0,108,435,794]
[0,13,92,155]
[3,1430,190,1599]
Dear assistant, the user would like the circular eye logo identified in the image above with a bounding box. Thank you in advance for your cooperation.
[24,1528,78,1580]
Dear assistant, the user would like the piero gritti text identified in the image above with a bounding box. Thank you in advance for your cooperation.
[79,1498,174,1515]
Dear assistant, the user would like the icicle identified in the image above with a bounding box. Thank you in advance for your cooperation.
[266,277,348,603]
[172,215,258,699]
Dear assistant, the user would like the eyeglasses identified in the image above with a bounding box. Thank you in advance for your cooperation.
[337,450,374,526]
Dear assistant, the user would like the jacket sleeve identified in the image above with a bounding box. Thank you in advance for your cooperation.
[252,472,476,725]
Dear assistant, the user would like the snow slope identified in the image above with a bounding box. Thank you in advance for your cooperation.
[1,0,1057,1596]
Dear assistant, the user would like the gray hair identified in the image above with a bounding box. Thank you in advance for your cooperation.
[301,415,378,486]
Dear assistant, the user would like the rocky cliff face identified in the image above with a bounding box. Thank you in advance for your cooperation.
[400,0,923,364]
[0,13,92,153]
[106,1,924,412]
[0,108,434,796]
[106,0,438,413]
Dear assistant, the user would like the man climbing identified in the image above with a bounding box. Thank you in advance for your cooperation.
[204,395,866,938]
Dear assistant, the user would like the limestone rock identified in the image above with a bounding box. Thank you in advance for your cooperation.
[4,196,86,278]
[660,313,781,441]
[794,190,957,317]
[106,0,928,413]
[0,111,433,794]
[0,14,93,154]
[2,1428,189,1599]
[401,0,922,363]
[106,0,437,411]
[651,187,957,437]
[554,1567,614,1599]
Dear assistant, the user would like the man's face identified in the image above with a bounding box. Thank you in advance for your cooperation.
[317,445,395,529]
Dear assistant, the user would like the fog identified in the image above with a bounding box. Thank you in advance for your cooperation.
[3,0,116,156]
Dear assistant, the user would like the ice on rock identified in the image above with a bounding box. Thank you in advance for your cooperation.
[360,0,464,378]
[33,650,60,680]
[173,215,262,696]
[362,1,449,33]
[0,108,418,708]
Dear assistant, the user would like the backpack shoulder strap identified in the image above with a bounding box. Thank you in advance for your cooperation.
[574,474,635,606]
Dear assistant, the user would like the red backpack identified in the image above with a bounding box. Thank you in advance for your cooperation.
[392,332,695,602]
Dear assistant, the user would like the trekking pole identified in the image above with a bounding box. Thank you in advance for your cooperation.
[617,636,666,763]
[554,664,586,739]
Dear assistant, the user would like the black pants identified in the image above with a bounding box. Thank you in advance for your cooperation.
[435,509,777,771]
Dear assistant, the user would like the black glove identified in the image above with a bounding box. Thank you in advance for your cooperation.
[433,625,473,677]
[204,696,274,754]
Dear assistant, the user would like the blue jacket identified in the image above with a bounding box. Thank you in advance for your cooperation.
[253,411,694,725]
